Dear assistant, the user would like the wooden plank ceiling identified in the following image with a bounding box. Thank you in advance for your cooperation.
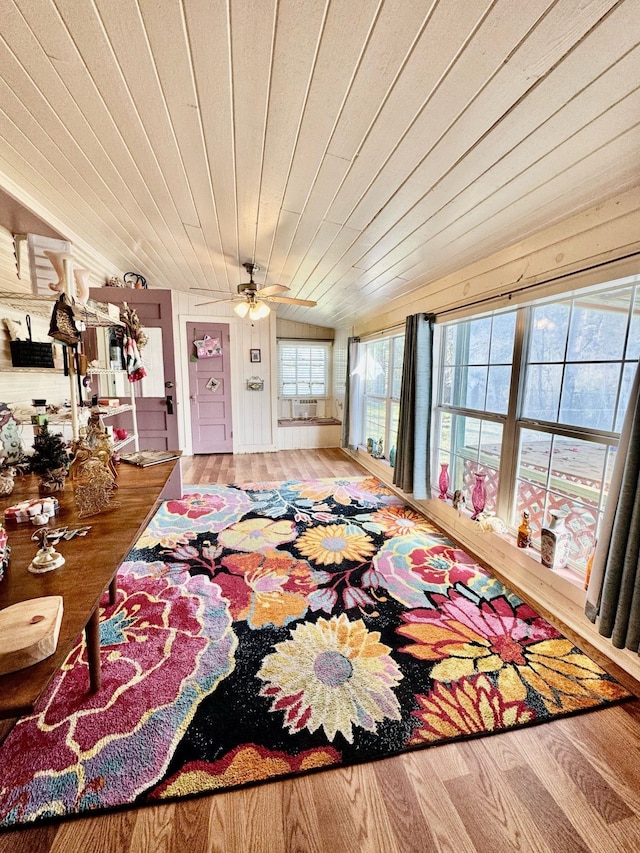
[0,0,638,328]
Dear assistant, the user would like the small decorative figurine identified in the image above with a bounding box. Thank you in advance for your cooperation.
[452,490,466,513]
[517,510,532,548]
[371,438,384,459]
[28,526,66,574]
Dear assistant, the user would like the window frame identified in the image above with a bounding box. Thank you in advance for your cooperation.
[360,331,405,461]
[433,275,639,577]
[277,339,332,399]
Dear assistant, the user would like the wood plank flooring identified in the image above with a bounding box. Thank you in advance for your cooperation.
[2,449,639,853]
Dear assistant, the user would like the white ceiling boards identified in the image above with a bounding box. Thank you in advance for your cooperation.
[0,1,638,328]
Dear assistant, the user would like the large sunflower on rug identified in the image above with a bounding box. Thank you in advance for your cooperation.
[0,477,629,828]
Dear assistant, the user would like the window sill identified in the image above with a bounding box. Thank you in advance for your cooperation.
[278,418,341,427]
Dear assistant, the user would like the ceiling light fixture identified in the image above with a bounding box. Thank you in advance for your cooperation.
[233,301,250,318]
[249,301,270,320]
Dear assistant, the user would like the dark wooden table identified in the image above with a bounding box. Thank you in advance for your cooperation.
[0,459,181,721]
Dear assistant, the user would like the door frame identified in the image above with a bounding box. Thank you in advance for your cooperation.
[177,311,241,456]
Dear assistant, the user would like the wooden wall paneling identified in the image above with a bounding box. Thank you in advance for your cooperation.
[253,0,328,275]
[346,21,640,281]
[278,217,342,291]
[310,0,626,312]
[381,128,640,305]
[181,1,237,292]
[138,0,229,292]
[404,186,640,311]
[229,0,277,267]
[59,0,205,288]
[326,0,495,228]
[340,0,615,236]
[325,0,438,164]
[268,0,381,280]
[0,4,180,287]
[352,189,640,335]
[89,1,198,226]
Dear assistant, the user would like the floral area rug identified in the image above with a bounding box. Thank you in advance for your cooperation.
[0,477,630,828]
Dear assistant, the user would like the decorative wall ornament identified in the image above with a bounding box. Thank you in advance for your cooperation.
[246,376,264,391]
[205,377,220,393]
[74,458,119,519]
[194,336,222,359]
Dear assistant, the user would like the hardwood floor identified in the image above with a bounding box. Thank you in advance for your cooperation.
[2,449,639,853]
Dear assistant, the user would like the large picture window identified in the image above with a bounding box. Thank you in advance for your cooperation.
[434,277,639,577]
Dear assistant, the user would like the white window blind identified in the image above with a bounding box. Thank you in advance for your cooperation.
[278,340,331,397]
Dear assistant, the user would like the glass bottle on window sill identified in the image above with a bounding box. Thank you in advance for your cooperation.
[438,463,450,500]
[471,473,486,520]
[540,510,571,569]
[517,510,531,548]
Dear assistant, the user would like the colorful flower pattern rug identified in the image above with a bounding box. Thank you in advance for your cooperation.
[0,477,630,829]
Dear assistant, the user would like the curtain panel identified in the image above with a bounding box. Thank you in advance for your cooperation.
[341,337,361,450]
[393,313,434,500]
[586,358,640,653]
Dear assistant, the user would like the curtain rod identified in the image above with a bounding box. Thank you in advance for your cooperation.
[436,250,640,319]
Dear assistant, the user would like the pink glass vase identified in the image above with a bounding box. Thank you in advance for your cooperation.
[438,463,450,500]
[471,472,486,520]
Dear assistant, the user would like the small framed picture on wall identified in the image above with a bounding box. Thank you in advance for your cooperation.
[250,348,261,363]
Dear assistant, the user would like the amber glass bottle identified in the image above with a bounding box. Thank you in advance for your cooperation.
[517,510,531,548]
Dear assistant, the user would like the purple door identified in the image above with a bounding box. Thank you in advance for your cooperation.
[89,288,179,451]
[188,322,233,454]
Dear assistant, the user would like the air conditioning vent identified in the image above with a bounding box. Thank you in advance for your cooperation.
[293,399,317,419]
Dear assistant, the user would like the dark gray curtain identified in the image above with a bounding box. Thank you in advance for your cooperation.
[586,359,640,652]
[392,313,434,500]
[341,336,361,450]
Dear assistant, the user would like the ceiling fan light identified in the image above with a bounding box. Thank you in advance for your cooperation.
[250,301,270,320]
[234,301,250,318]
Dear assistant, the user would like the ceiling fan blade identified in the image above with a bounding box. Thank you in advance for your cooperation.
[265,295,317,306]
[190,287,236,296]
[195,296,239,306]
[257,284,289,296]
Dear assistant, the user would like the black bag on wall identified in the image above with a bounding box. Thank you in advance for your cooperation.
[10,315,55,368]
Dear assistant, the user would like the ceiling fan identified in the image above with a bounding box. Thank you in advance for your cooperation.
[193,262,316,319]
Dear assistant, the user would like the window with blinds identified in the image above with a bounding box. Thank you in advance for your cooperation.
[278,340,332,398]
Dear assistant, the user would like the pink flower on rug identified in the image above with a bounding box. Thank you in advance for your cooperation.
[409,674,535,743]
[372,534,480,608]
[258,614,403,743]
[396,589,630,712]
[136,486,255,548]
[0,564,237,826]
[218,549,317,628]
[166,492,231,519]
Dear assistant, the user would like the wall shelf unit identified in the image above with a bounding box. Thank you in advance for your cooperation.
[86,366,139,452]
[0,291,132,446]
